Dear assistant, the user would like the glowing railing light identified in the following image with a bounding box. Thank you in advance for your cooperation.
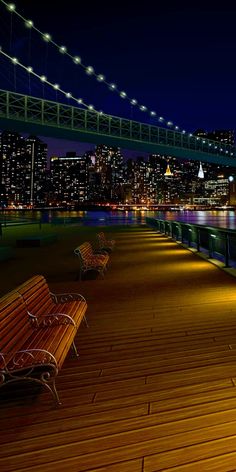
[109,83,116,90]
[40,75,47,82]
[175,126,179,130]
[196,137,200,140]
[27,66,33,72]
[140,105,147,111]
[97,74,105,81]
[131,99,137,105]
[159,117,164,122]
[25,19,33,28]
[11,57,18,64]
[59,46,67,54]
[167,121,173,126]
[66,92,71,98]
[215,146,218,149]
[77,98,83,104]
[53,83,59,89]
[150,111,156,116]
[43,33,51,42]
[182,130,186,134]
[88,104,94,110]
[120,91,127,98]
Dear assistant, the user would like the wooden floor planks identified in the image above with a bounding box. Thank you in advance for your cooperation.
[1,226,236,471]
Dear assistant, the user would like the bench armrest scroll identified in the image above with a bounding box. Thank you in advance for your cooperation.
[50,292,86,303]
[0,349,58,373]
[28,311,76,327]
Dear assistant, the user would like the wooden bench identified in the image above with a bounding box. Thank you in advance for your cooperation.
[74,241,109,279]
[97,231,116,253]
[0,275,88,405]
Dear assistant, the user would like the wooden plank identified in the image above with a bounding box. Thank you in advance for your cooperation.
[2,226,236,471]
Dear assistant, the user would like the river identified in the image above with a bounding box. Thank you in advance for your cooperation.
[1,209,236,230]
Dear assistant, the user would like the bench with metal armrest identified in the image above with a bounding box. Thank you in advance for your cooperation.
[74,241,109,279]
[0,275,88,406]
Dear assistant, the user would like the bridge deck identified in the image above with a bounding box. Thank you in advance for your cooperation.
[1,225,236,471]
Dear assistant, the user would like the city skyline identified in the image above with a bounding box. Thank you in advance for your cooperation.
[1,129,234,209]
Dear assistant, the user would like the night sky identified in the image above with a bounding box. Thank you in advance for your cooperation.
[0,0,236,157]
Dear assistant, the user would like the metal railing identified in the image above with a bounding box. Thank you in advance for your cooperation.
[146,217,236,268]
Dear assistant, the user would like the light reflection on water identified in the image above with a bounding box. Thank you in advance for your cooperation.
[1,209,236,229]
[155,210,236,229]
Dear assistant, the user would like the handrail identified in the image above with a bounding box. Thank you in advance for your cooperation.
[146,217,236,268]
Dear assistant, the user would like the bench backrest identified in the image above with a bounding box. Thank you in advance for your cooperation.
[16,275,53,322]
[74,242,93,262]
[0,290,31,368]
[97,232,106,247]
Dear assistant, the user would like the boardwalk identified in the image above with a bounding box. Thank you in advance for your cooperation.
[1,225,236,471]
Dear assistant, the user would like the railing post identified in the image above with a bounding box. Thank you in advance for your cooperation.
[197,228,200,252]
[209,233,215,258]
[188,228,192,247]
[224,234,230,268]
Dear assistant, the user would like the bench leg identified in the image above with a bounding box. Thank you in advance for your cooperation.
[0,373,62,407]
[72,340,79,357]
[83,314,89,328]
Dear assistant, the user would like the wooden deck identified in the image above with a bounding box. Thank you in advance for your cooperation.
[2,225,236,471]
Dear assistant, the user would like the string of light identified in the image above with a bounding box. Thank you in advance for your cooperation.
[0,46,101,113]
[0,46,231,155]
[0,0,189,134]
[0,2,232,154]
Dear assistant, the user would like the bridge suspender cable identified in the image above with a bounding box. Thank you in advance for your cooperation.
[0,46,102,113]
[0,0,187,135]
[0,45,234,157]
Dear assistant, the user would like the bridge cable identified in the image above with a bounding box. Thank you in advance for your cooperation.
[0,46,101,113]
[0,46,233,157]
[0,0,187,134]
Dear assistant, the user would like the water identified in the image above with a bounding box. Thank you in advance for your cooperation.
[1,209,236,229]
[152,210,236,230]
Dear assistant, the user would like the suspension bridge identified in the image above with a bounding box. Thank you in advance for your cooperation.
[0,0,236,167]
